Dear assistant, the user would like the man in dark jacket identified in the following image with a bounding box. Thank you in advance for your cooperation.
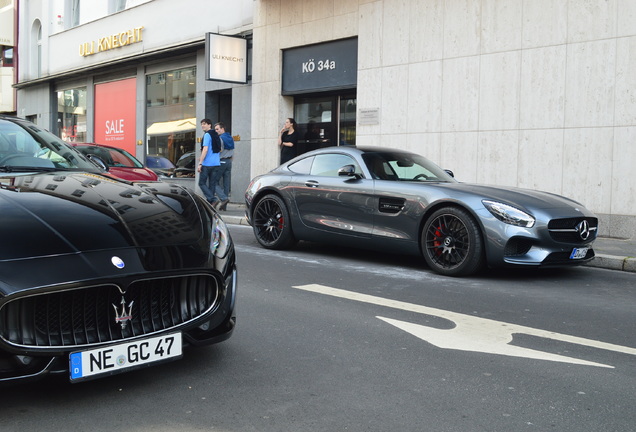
[213,122,234,211]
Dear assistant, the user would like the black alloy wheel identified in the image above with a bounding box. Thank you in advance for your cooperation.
[422,206,484,276]
[251,194,296,249]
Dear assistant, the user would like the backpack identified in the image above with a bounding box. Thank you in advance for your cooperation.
[220,133,235,150]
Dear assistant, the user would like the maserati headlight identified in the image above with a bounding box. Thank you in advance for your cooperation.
[482,200,535,228]
[211,213,230,258]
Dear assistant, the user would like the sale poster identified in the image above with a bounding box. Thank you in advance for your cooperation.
[94,78,137,155]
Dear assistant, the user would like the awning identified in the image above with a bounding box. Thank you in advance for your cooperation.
[147,118,196,135]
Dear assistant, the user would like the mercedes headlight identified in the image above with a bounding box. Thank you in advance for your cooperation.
[482,200,535,228]
[211,214,230,258]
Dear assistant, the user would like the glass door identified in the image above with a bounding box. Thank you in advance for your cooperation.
[339,96,356,146]
[294,92,356,157]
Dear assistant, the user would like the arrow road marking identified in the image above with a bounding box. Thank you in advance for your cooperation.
[294,284,636,369]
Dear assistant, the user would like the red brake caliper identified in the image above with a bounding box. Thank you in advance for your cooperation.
[433,225,444,256]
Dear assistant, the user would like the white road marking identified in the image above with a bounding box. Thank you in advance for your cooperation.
[294,284,636,368]
[235,244,443,281]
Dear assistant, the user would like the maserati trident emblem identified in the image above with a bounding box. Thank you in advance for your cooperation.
[576,220,591,241]
[113,297,134,329]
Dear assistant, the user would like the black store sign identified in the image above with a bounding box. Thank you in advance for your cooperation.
[282,38,358,95]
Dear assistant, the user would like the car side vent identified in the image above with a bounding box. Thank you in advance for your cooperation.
[504,237,534,256]
[379,198,405,214]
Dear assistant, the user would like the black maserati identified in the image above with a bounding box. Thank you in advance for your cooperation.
[0,115,236,384]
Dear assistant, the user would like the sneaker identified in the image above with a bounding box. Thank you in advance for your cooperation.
[218,199,230,211]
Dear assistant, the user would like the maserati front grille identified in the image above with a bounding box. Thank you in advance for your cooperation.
[0,275,219,348]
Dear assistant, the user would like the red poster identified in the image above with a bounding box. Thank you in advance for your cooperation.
[94,78,136,155]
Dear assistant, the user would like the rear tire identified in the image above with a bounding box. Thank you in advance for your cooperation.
[251,194,296,249]
[422,207,484,276]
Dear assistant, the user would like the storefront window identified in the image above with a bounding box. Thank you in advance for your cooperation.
[339,97,356,146]
[294,97,333,155]
[56,87,87,142]
[146,67,196,164]
[294,93,356,155]
[1,47,13,67]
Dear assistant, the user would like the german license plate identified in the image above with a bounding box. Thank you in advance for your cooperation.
[570,247,589,259]
[69,333,182,382]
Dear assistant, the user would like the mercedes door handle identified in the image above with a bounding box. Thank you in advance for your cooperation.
[305,180,320,188]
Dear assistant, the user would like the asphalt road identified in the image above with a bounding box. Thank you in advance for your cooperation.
[3,224,636,432]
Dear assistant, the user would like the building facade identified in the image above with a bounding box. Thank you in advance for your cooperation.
[14,0,636,239]
[16,0,253,197]
[250,0,636,239]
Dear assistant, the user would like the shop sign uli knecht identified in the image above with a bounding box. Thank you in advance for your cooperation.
[79,26,144,57]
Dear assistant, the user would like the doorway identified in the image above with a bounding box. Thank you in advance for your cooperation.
[205,90,232,131]
[293,93,356,156]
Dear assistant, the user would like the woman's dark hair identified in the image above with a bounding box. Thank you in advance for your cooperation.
[287,118,297,128]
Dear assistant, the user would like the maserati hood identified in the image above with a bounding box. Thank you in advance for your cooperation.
[0,172,205,262]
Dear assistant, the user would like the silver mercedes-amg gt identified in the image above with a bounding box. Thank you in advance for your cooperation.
[245,146,597,277]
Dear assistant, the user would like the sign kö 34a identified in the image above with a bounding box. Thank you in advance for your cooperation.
[80,26,144,57]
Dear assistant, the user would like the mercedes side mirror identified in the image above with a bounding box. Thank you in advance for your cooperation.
[338,164,362,179]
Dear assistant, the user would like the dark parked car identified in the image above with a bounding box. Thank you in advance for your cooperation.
[72,143,159,182]
[174,151,195,177]
[0,115,236,384]
[145,155,176,177]
[245,146,597,277]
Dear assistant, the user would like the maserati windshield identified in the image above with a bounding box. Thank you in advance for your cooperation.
[0,118,99,172]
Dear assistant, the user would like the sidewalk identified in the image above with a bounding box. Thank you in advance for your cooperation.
[219,203,636,273]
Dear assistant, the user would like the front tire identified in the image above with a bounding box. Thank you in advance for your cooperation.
[251,194,296,249]
[422,207,484,276]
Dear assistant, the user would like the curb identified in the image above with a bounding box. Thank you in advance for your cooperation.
[222,214,250,226]
[585,254,636,273]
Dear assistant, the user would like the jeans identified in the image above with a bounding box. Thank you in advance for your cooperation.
[215,159,232,200]
[199,165,225,203]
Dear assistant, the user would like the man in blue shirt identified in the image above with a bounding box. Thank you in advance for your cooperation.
[197,118,225,208]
